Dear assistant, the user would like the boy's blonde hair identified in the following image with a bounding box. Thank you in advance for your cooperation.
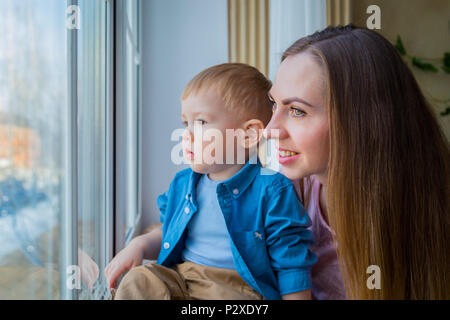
[182,63,273,125]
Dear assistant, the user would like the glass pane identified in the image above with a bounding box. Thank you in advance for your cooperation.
[115,0,142,252]
[0,0,112,300]
[76,0,111,300]
[0,0,67,299]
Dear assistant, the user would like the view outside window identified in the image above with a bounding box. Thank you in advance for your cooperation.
[0,0,67,299]
[0,0,112,299]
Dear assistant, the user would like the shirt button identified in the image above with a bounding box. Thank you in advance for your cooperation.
[163,242,170,249]
[232,188,239,195]
[184,207,190,214]
[185,194,189,200]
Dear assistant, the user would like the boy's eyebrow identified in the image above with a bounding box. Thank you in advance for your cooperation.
[268,91,316,108]
[181,111,211,119]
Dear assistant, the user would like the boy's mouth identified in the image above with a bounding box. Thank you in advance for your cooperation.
[184,149,194,160]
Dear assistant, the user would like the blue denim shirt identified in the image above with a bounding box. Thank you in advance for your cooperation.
[156,160,317,300]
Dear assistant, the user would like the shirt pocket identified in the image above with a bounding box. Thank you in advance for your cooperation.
[231,230,271,277]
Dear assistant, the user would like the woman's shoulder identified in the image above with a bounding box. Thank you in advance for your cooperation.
[299,175,322,213]
[293,175,333,237]
[299,176,346,300]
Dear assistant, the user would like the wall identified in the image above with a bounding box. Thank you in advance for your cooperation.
[141,0,228,228]
[350,0,450,139]
[269,0,327,81]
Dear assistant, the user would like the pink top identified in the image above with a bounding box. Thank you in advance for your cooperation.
[293,176,347,300]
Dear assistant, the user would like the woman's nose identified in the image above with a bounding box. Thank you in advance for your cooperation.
[264,111,288,140]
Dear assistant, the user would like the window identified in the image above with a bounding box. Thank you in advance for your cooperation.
[114,0,142,253]
[0,0,69,299]
[0,0,118,300]
[72,0,113,300]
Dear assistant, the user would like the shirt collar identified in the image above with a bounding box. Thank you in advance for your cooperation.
[186,156,262,199]
[220,157,262,199]
[186,169,202,203]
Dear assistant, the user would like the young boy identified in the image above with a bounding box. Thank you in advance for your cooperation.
[105,63,316,300]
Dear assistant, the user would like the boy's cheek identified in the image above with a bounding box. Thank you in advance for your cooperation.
[182,138,192,149]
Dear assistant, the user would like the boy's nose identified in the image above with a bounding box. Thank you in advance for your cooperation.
[182,128,194,142]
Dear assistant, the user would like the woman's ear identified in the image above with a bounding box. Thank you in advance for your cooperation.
[240,119,265,149]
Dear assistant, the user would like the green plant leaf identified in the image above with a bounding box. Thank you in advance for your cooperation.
[412,57,438,72]
[440,107,450,117]
[395,35,406,56]
[442,65,450,74]
[443,52,450,68]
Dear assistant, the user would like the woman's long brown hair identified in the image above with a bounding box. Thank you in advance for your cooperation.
[283,25,450,299]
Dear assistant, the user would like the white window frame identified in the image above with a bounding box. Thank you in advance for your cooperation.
[114,0,143,254]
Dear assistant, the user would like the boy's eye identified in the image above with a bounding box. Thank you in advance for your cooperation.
[289,107,306,118]
[194,119,207,125]
[269,100,277,113]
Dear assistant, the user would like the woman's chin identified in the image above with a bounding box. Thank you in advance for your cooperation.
[280,165,302,180]
[279,163,311,181]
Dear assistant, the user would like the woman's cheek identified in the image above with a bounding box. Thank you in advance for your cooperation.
[294,124,329,173]
[308,123,330,170]
[294,126,315,154]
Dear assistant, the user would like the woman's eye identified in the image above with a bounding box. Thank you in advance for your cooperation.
[289,107,306,118]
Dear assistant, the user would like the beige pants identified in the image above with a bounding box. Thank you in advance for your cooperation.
[113,261,264,300]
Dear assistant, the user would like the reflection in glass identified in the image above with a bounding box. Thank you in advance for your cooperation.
[75,0,111,300]
[115,0,142,251]
[0,0,112,300]
[0,0,66,299]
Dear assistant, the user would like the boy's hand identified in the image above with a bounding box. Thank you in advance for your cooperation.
[282,289,312,300]
[104,237,145,289]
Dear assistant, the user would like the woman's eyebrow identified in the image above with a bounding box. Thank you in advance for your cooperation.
[268,92,316,108]
[282,97,316,108]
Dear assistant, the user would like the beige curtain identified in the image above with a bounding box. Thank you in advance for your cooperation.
[326,0,352,26]
[228,0,270,77]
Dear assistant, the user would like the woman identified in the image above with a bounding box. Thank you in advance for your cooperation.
[265,25,449,299]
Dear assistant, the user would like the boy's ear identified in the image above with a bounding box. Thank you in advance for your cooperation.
[240,119,265,149]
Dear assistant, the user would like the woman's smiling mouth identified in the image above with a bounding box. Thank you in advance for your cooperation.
[277,147,300,164]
